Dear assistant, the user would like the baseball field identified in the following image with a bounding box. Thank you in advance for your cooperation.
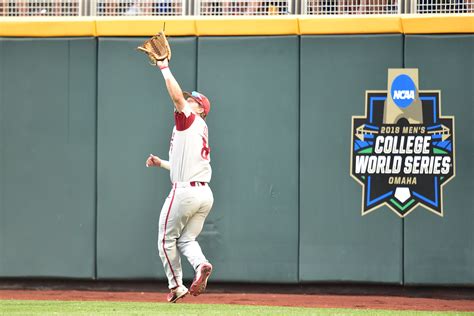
[0,3,473,316]
[1,286,474,315]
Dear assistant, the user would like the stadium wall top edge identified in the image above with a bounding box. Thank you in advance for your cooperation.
[0,14,472,37]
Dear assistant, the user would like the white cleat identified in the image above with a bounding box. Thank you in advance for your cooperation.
[167,285,188,303]
[189,263,213,296]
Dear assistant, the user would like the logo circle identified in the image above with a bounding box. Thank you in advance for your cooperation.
[391,74,416,108]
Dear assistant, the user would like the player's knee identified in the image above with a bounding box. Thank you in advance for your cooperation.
[177,239,186,249]
[177,238,194,249]
[158,239,176,254]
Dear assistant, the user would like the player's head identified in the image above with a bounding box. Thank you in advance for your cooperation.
[183,91,211,119]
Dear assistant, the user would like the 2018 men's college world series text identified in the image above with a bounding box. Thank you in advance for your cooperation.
[350,69,455,217]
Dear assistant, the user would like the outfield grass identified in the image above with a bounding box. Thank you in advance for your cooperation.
[0,300,472,316]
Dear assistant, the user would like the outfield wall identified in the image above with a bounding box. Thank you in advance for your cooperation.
[0,17,472,285]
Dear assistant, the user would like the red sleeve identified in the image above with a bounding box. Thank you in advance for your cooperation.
[174,112,196,131]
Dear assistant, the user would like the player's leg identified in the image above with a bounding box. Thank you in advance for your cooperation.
[158,188,182,289]
[177,206,212,269]
[158,187,200,302]
[178,186,214,296]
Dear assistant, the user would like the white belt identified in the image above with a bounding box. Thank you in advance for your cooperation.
[173,181,208,188]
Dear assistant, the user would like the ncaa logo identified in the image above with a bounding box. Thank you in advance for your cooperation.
[390,74,416,108]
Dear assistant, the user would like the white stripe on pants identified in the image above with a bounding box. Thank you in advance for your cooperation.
[158,183,214,289]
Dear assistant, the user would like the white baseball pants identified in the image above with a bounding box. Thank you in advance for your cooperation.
[158,182,214,289]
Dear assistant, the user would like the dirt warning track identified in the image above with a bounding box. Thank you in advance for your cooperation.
[1,289,473,312]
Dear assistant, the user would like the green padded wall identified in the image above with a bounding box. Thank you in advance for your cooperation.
[0,38,96,278]
[404,35,474,285]
[299,35,404,283]
[0,34,472,285]
[97,37,197,279]
[197,36,299,282]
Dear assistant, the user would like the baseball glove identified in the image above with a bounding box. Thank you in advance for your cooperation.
[137,31,172,65]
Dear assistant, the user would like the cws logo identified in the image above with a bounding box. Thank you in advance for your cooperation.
[350,69,455,217]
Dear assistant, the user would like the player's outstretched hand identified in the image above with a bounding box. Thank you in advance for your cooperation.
[146,154,162,168]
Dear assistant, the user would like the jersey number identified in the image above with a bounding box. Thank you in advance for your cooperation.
[201,137,210,160]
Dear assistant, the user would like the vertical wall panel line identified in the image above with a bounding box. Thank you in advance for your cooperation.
[196,37,199,92]
[297,35,301,283]
[67,41,71,142]
[94,38,99,280]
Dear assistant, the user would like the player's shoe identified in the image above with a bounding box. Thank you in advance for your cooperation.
[189,262,213,296]
[167,285,188,303]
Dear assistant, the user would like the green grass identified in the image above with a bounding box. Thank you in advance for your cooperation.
[0,300,473,316]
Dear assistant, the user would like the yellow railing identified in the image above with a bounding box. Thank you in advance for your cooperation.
[0,14,472,37]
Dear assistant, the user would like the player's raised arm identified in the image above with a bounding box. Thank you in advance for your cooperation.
[156,59,187,113]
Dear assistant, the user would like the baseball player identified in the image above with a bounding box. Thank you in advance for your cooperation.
[145,58,214,303]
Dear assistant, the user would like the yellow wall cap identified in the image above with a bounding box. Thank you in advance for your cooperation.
[299,15,402,34]
[0,15,473,37]
[401,14,474,34]
[0,17,95,37]
[95,16,196,36]
[195,16,299,36]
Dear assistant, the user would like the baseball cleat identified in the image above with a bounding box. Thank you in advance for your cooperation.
[167,285,188,303]
[189,262,213,296]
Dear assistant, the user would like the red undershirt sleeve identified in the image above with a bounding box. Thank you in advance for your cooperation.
[174,103,196,131]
